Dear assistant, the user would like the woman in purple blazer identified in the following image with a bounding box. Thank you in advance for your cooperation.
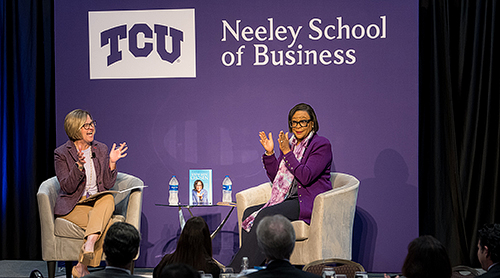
[229,103,333,271]
[54,109,128,278]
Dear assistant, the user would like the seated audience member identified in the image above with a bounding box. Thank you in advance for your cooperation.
[246,214,320,278]
[477,223,500,278]
[159,263,200,278]
[85,222,142,278]
[385,235,452,278]
[153,217,221,278]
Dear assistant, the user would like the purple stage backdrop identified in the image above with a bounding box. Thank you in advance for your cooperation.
[55,0,418,272]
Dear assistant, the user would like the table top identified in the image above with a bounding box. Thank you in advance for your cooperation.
[155,202,237,207]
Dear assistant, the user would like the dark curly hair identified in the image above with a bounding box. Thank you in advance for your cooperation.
[402,235,452,278]
[478,223,500,263]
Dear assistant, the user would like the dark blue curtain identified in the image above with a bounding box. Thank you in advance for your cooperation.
[0,0,55,259]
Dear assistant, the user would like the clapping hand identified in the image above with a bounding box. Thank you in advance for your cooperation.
[259,131,274,155]
[278,131,291,155]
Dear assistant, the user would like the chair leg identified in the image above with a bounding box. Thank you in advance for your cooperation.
[65,261,73,278]
[47,261,56,278]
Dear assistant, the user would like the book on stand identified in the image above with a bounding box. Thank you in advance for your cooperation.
[189,169,212,206]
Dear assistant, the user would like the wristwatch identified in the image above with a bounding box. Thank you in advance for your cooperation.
[75,162,84,170]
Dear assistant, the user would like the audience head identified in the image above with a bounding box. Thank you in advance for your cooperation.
[478,223,500,270]
[401,235,452,278]
[103,222,141,268]
[155,217,216,278]
[159,263,200,278]
[256,214,296,261]
[64,109,93,141]
[176,216,212,257]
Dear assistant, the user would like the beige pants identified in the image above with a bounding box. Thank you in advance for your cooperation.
[60,194,115,267]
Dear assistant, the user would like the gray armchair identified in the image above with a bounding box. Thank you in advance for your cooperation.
[236,172,359,266]
[37,172,144,278]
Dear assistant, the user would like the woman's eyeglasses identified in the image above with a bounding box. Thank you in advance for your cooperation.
[289,119,311,128]
[81,120,97,130]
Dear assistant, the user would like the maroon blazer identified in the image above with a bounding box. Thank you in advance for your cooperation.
[54,140,117,216]
[262,133,333,224]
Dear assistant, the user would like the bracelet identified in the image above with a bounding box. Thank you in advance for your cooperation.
[265,151,275,156]
[75,162,84,170]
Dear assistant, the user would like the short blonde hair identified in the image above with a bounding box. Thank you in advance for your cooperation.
[64,109,92,141]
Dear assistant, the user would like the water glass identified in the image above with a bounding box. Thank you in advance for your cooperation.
[355,271,369,278]
[322,267,335,278]
[220,267,234,278]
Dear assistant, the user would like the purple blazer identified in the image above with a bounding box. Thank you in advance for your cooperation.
[54,140,117,216]
[262,133,333,224]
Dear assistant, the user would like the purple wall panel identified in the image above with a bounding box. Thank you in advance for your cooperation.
[55,0,418,272]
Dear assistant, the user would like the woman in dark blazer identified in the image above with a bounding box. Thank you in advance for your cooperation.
[230,103,333,271]
[54,109,128,277]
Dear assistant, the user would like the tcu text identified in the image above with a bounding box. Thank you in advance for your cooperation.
[101,23,184,66]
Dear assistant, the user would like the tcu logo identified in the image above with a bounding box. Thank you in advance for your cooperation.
[101,24,184,66]
[89,9,195,79]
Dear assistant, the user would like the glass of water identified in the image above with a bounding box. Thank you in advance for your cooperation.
[355,271,369,278]
[322,267,335,278]
[220,267,234,278]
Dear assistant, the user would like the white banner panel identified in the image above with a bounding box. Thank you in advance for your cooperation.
[89,9,196,79]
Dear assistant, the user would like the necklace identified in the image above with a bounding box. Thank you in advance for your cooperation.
[82,147,95,198]
[86,157,94,198]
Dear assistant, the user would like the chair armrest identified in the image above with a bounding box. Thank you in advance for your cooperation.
[113,172,144,220]
[308,178,360,260]
[126,189,143,231]
[127,189,143,261]
[114,172,144,261]
[37,177,59,261]
[235,182,272,246]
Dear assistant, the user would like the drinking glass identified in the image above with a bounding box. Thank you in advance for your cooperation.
[220,267,234,278]
[355,271,369,278]
[322,267,335,278]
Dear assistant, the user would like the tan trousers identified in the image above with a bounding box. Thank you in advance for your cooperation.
[60,194,115,267]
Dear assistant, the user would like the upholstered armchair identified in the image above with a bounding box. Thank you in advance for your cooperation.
[37,172,144,278]
[236,172,360,266]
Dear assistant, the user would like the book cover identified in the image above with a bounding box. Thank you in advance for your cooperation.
[189,169,212,205]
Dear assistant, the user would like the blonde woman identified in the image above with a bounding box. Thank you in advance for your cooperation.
[54,109,128,277]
